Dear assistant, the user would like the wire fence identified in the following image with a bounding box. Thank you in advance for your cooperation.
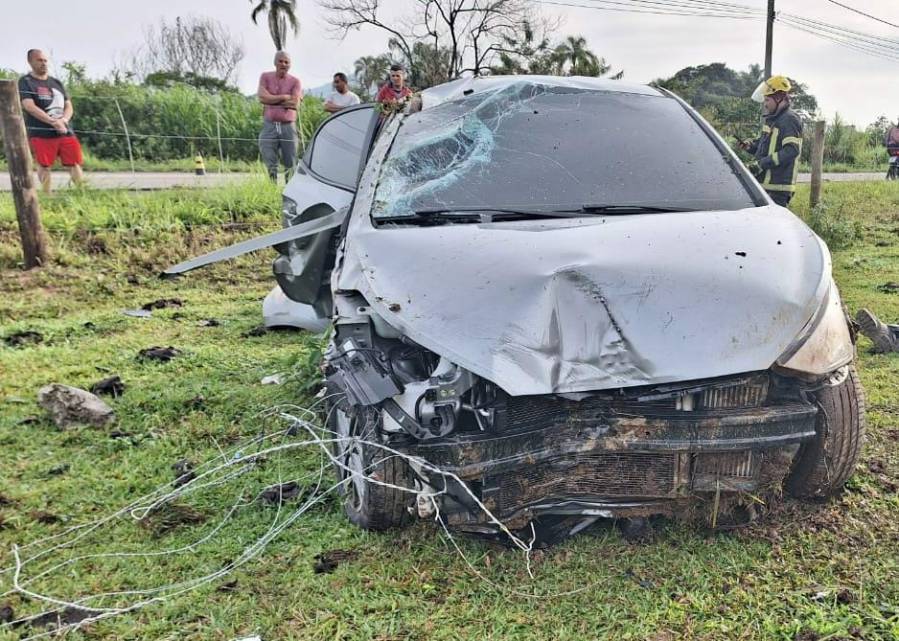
[5,88,330,171]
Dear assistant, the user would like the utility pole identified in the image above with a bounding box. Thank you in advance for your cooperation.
[810,120,826,209]
[0,79,48,269]
[765,0,775,79]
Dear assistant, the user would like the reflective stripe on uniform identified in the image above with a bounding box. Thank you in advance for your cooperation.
[771,152,780,166]
[782,136,803,147]
[762,183,796,193]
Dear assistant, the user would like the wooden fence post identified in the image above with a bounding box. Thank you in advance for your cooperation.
[0,79,48,269]
[810,120,826,209]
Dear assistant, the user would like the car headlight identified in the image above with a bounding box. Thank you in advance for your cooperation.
[775,280,854,377]
[282,195,298,227]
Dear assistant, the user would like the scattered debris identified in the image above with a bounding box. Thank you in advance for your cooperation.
[623,568,654,589]
[217,579,239,593]
[138,346,181,362]
[22,606,94,630]
[109,429,132,440]
[794,630,821,641]
[260,374,286,386]
[199,318,221,327]
[867,459,887,475]
[388,303,402,312]
[0,603,14,624]
[3,330,43,348]
[138,503,207,536]
[0,494,12,506]
[90,375,126,398]
[38,384,116,428]
[619,517,655,543]
[260,482,302,506]
[17,416,40,426]
[29,510,62,525]
[172,459,196,488]
[142,298,183,311]
[122,309,153,319]
[46,464,70,477]
[877,281,899,294]
[242,326,268,338]
[313,549,359,574]
[735,251,747,257]
[185,395,206,410]
[836,588,856,604]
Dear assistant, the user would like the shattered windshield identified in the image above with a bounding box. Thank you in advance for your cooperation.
[372,82,757,219]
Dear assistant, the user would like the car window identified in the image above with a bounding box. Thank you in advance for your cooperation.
[372,82,757,218]
[307,107,375,189]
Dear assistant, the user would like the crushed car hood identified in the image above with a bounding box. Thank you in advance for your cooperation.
[338,206,830,396]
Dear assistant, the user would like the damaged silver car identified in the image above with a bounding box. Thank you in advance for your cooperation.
[169,76,864,534]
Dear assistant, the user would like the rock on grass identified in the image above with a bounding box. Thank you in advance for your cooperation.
[37,384,115,428]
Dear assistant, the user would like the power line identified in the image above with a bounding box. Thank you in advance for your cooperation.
[823,0,899,29]
[777,16,899,62]
[536,0,762,19]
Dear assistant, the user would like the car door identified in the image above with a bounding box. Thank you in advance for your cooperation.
[275,104,380,316]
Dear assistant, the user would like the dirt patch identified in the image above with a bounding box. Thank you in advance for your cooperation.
[3,330,43,348]
[19,606,94,630]
[138,503,207,536]
[29,510,62,525]
[172,459,196,488]
[0,603,13,624]
[313,549,359,574]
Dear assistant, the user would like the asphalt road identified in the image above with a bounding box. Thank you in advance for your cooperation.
[0,171,887,191]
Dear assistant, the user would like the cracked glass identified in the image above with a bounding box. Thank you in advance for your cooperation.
[372,81,756,218]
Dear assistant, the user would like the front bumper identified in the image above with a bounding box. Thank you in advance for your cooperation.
[405,385,817,526]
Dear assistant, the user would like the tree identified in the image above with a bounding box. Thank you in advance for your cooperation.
[354,53,392,98]
[129,16,244,87]
[321,0,546,83]
[490,24,619,79]
[250,0,300,50]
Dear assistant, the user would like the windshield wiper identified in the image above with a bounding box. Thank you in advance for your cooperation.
[568,204,698,214]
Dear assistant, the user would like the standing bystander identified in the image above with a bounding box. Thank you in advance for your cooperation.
[18,49,84,193]
[258,51,302,182]
[324,73,361,113]
[376,64,413,108]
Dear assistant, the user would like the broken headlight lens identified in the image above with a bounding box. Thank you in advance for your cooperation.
[775,280,853,377]
[282,195,298,227]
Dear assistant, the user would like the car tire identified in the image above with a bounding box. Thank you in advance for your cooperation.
[328,405,414,530]
[786,365,866,499]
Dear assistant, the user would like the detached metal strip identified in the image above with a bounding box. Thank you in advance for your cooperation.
[162,208,347,277]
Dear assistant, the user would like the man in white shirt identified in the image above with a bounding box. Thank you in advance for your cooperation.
[324,72,361,113]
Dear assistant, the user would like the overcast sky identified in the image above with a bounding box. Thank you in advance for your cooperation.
[1,0,897,127]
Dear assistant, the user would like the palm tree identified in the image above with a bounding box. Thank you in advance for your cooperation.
[552,36,608,77]
[353,54,392,99]
[250,0,299,50]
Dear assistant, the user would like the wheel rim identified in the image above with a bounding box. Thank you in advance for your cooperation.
[334,408,368,512]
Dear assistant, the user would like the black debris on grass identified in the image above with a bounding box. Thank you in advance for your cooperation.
[242,326,269,338]
[260,482,302,506]
[313,549,359,574]
[90,375,126,398]
[141,298,184,311]
[30,510,61,525]
[19,606,94,630]
[185,395,206,410]
[17,416,40,426]
[877,281,899,294]
[0,603,13,624]
[199,319,221,327]
[217,579,239,593]
[45,464,70,477]
[3,330,43,348]
[172,459,196,488]
[138,346,182,362]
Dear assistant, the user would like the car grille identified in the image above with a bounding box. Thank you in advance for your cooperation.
[490,452,679,509]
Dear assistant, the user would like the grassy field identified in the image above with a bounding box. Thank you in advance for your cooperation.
[0,153,262,174]
[0,182,898,641]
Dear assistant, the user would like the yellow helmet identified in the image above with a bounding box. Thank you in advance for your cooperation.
[751,76,792,103]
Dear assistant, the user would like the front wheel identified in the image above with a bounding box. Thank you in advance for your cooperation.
[328,405,415,530]
[786,366,866,498]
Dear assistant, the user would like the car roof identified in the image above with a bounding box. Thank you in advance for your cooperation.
[420,75,664,109]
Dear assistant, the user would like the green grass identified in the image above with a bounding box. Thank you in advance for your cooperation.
[1,182,898,640]
[0,152,261,174]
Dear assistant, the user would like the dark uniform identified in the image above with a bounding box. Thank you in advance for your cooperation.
[747,108,803,207]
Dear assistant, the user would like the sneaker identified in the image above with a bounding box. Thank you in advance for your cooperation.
[855,308,898,353]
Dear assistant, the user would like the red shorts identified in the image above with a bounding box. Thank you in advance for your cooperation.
[29,136,83,167]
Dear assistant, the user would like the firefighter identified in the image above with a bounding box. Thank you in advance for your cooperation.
[740,76,803,207]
